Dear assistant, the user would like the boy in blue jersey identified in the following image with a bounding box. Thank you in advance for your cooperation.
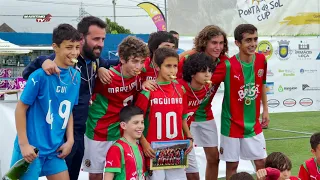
[10,23,81,180]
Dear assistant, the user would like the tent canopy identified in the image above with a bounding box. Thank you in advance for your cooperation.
[0,39,32,55]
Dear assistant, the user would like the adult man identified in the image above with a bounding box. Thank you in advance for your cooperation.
[22,16,112,180]
[211,24,269,179]
[169,30,185,54]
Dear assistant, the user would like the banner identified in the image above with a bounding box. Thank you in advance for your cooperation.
[137,2,167,31]
[168,0,320,36]
[179,36,320,113]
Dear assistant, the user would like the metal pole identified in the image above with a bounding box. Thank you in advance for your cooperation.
[164,0,167,30]
[112,0,116,22]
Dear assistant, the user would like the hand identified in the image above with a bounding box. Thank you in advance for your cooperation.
[256,169,267,180]
[20,144,37,163]
[261,110,270,128]
[141,140,155,158]
[142,80,158,91]
[42,59,61,76]
[98,67,114,84]
[185,139,193,154]
[57,141,74,159]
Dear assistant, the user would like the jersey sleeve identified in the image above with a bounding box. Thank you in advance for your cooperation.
[298,164,310,180]
[211,61,227,84]
[93,78,105,94]
[104,145,122,173]
[135,90,150,116]
[263,56,267,84]
[182,89,188,120]
[74,70,81,105]
[177,56,187,79]
[20,70,43,105]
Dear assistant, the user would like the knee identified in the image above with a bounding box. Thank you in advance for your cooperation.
[89,173,103,180]
[254,159,266,170]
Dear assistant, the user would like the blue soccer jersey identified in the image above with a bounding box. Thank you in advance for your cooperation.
[14,67,80,157]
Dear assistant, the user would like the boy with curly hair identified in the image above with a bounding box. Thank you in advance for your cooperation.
[82,36,149,180]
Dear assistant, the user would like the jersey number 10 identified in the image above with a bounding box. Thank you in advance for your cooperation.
[46,100,71,129]
[155,112,178,140]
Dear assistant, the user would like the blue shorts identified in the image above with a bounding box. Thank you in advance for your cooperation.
[10,146,68,179]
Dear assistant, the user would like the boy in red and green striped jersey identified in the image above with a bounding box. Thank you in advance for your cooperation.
[135,48,193,180]
[211,24,269,180]
[178,52,219,180]
[140,31,176,91]
[298,132,320,180]
[82,36,149,180]
[177,25,229,80]
[104,105,146,180]
[178,25,228,180]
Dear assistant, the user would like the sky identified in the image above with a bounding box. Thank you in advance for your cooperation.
[0,0,168,34]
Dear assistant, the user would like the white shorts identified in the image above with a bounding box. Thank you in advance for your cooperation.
[219,132,267,162]
[81,135,114,173]
[147,168,187,180]
[185,147,199,173]
[190,120,218,147]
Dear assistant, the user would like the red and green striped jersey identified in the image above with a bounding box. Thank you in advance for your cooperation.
[298,158,320,180]
[141,57,157,82]
[177,49,229,79]
[86,65,139,141]
[212,53,267,138]
[177,79,215,126]
[104,138,145,180]
[135,81,188,142]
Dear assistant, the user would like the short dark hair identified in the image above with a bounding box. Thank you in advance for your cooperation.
[118,36,149,62]
[230,172,254,180]
[119,105,144,123]
[310,132,320,150]
[169,30,179,35]
[52,24,81,46]
[234,24,257,42]
[153,48,178,68]
[148,31,175,59]
[265,152,292,171]
[194,25,228,56]
[77,16,107,36]
[182,52,216,82]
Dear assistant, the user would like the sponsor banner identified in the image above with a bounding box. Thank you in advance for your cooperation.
[180,36,320,113]
[168,0,320,36]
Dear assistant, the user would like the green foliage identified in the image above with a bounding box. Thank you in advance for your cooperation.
[105,18,133,34]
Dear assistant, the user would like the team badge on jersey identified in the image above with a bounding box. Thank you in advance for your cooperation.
[258,69,264,78]
[84,159,91,167]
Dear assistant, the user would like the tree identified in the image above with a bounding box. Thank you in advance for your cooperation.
[105,18,133,34]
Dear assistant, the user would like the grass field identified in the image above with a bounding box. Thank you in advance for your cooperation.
[218,111,320,179]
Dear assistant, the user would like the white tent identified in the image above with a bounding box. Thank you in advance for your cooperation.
[0,39,32,55]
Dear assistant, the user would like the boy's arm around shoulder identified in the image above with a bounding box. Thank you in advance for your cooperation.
[22,53,55,80]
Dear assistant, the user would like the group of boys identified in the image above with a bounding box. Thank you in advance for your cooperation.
[11,15,320,180]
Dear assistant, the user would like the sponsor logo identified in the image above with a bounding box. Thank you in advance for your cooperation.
[295,41,312,60]
[300,69,317,74]
[316,53,320,60]
[278,85,297,92]
[274,40,293,60]
[302,84,320,91]
[278,69,295,76]
[258,69,264,77]
[267,70,274,76]
[266,82,274,94]
[267,99,280,108]
[283,98,296,107]
[238,83,260,101]
[299,98,313,106]
[256,40,273,60]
